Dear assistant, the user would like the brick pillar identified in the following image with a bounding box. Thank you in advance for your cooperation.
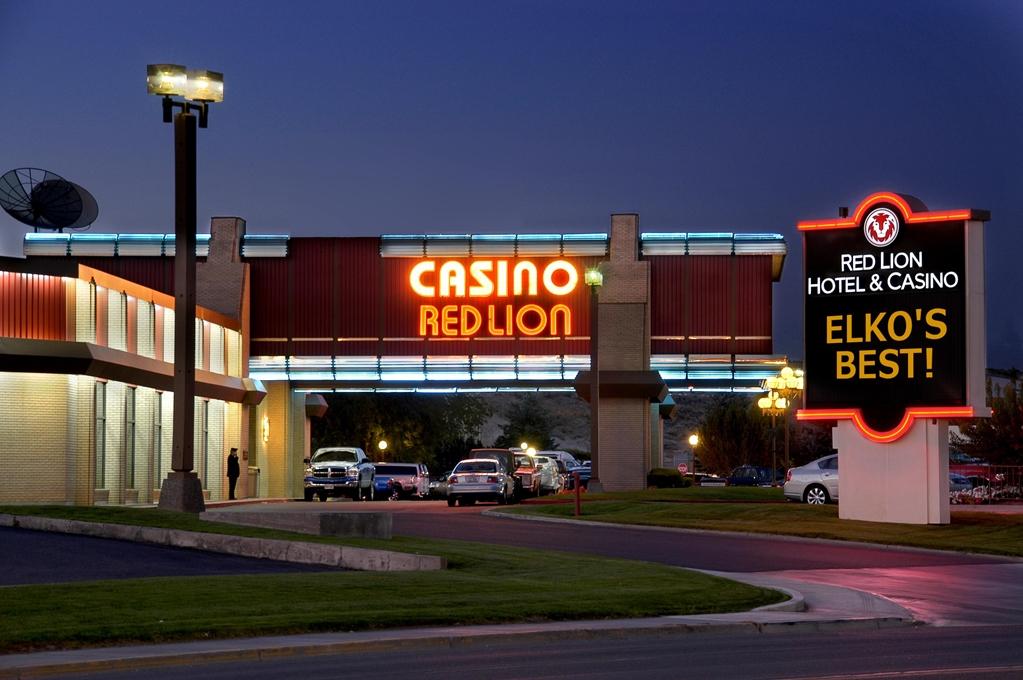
[592,214,655,491]
[197,217,247,319]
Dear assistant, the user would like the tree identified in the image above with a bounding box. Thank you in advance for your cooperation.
[953,371,1023,465]
[312,394,491,470]
[790,420,834,466]
[695,396,770,474]
[494,394,558,450]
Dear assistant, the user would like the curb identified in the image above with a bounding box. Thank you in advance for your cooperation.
[0,514,445,572]
[0,614,913,679]
[483,508,1023,563]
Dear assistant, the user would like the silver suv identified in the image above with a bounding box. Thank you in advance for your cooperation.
[783,454,838,505]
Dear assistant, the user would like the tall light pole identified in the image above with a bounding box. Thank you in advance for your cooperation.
[584,267,603,490]
[758,365,804,483]
[147,64,224,513]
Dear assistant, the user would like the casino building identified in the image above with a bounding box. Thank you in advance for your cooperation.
[0,214,786,504]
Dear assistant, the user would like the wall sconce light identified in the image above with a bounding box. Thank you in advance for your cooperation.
[261,415,270,443]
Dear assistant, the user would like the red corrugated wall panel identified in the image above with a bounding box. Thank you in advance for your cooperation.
[286,239,335,358]
[649,255,686,355]
[687,256,731,354]
[335,238,380,340]
[249,258,289,353]
[77,257,175,295]
[735,255,773,354]
[0,272,66,340]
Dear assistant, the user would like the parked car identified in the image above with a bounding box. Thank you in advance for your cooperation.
[564,463,591,490]
[446,458,514,506]
[531,455,564,495]
[470,448,540,498]
[726,465,781,487]
[429,471,453,498]
[304,447,376,501]
[546,458,571,491]
[968,475,991,488]
[539,450,583,470]
[373,462,430,499]
[949,472,972,493]
[783,454,838,504]
[949,451,992,479]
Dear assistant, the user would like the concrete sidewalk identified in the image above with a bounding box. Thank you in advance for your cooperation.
[0,576,913,678]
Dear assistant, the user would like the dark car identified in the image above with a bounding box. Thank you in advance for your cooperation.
[726,465,781,487]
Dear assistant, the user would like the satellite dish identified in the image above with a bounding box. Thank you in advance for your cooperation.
[0,167,99,232]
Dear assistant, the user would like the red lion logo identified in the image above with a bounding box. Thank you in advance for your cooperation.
[864,208,899,247]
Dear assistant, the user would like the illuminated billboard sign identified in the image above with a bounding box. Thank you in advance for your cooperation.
[798,193,984,442]
[408,258,580,338]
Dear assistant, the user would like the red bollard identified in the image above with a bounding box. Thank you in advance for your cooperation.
[574,471,581,516]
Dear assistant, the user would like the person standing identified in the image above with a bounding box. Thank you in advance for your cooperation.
[227,448,241,500]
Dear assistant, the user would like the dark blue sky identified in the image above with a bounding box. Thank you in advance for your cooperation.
[2,1,1021,366]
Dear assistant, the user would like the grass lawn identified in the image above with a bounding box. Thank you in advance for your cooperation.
[504,498,1023,558]
[0,506,782,653]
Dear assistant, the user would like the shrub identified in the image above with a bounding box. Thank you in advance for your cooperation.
[647,468,691,489]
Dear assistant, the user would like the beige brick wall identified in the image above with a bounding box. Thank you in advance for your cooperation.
[598,397,650,491]
[598,303,649,370]
[250,382,308,500]
[137,300,155,359]
[163,308,175,363]
[210,326,225,375]
[75,280,95,343]
[68,374,94,505]
[108,292,127,351]
[255,382,291,499]
[226,330,242,378]
[0,373,72,503]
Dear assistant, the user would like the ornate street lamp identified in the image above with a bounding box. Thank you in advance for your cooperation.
[758,365,804,483]
[147,64,224,513]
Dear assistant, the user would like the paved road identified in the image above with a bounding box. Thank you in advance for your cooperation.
[49,625,1023,680]
[210,500,1023,626]
[0,527,325,585]
[224,500,1008,572]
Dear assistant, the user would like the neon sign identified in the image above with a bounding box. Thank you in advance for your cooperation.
[409,259,580,338]
[798,192,978,442]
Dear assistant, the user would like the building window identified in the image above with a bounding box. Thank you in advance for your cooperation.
[94,381,106,488]
[200,399,209,488]
[153,392,163,487]
[125,387,136,489]
[195,318,204,369]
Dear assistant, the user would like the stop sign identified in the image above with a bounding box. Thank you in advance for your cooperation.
[677,463,688,475]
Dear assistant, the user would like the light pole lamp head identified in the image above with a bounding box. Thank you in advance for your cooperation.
[584,268,603,288]
[688,433,699,447]
[147,64,187,97]
[186,69,224,103]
